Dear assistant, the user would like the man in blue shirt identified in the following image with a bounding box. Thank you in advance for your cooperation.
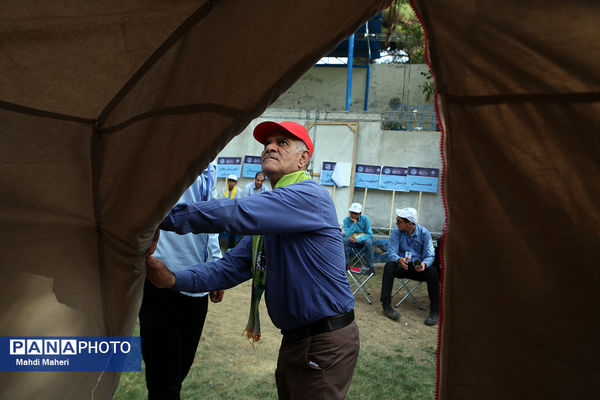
[242,171,271,197]
[380,207,439,326]
[343,202,375,275]
[145,121,359,400]
[139,164,225,399]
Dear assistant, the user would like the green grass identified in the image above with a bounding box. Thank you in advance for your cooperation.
[348,345,436,399]
[114,270,437,399]
[115,346,435,400]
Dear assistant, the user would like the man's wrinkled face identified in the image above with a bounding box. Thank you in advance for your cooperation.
[261,130,304,177]
[255,173,265,189]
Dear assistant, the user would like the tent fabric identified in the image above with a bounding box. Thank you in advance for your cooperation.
[0,1,387,398]
[410,0,600,398]
[2,0,599,399]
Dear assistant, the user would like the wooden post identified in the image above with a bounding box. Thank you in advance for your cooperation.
[362,187,368,212]
[389,190,396,230]
[309,120,358,208]
[332,185,336,201]
[417,191,423,223]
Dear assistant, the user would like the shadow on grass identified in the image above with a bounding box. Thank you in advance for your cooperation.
[348,345,436,399]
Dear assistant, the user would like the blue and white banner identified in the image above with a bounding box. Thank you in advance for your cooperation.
[354,164,381,189]
[380,166,408,191]
[406,167,440,193]
[216,157,242,178]
[0,336,141,372]
[242,155,262,178]
[320,161,336,186]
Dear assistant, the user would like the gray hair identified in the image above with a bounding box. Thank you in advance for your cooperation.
[296,140,309,154]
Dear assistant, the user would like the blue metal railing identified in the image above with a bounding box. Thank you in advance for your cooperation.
[383,104,439,131]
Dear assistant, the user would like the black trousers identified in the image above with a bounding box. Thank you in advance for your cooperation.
[380,261,440,313]
[139,281,208,400]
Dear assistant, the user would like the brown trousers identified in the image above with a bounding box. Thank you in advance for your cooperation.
[275,321,360,400]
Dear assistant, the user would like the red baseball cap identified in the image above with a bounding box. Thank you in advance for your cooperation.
[253,121,314,156]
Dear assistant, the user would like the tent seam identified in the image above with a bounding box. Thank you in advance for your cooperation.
[408,1,445,399]
[96,0,214,129]
[98,103,244,134]
[0,100,95,124]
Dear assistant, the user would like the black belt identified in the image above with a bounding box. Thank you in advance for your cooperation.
[281,310,355,341]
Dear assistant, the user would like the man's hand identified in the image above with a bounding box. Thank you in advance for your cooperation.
[146,229,160,256]
[399,257,409,270]
[146,255,176,288]
[210,290,224,303]
[349,236,357,243]
[415,262,426,273]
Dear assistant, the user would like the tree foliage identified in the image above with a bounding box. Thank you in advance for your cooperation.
[381,0,426,64]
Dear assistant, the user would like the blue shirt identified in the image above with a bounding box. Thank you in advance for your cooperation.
[242,181,271,197]
[387,224,435,268]
[343,214,373,243]
[160,179,355,330]
[154,165,222,297]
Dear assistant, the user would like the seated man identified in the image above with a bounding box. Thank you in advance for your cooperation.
[242,171,270,197]
[220,174,240,249]
[220,174,239,200]
[343,202,375,275]
[380,207,440,326]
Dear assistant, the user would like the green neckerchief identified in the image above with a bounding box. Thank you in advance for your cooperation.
[243,170,311,343]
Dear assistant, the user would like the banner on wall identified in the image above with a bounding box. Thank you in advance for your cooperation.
[242,155,262,178]
[216,157,242,178]
[380,166,409,191]
[320,161,336,186]
[354,164,381,189]
[406,166,439,193]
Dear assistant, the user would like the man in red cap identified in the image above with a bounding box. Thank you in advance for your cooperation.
[146,121,359,399]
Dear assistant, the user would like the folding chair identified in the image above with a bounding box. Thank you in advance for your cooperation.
[346,246,375,304]
[391,279,424,309]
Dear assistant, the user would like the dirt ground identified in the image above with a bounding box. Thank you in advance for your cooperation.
[200,262,438,364]
[349,263,438,360]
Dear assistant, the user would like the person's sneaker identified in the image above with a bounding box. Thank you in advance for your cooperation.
[361,266,375,275]
[383,306,401,321]
[424,312,439,326]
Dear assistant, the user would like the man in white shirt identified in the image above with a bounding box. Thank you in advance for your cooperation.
[242,171,270,197]
[139,164,225,399]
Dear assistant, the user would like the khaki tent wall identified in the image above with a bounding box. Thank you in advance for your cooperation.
[410,0,600,398]
[0,1,387,398]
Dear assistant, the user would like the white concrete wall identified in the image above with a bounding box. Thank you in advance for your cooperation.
[215,109,444,236]
[271,64,431,112]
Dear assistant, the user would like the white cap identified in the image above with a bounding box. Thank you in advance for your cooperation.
[396,207,417,224]
[227,174,238,181]
[348,202,362,213]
